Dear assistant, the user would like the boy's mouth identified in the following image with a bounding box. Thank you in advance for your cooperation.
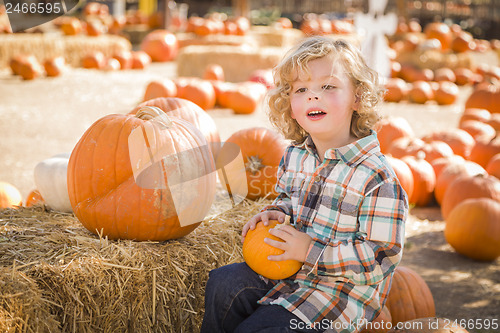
[307,110,327,119]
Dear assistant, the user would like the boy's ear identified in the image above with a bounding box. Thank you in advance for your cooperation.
[352,95,361,111]
[353,90,361,111]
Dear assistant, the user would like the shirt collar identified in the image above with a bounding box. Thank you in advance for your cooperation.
[297,130,381,167]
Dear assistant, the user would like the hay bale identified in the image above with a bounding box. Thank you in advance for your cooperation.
[0,33,131,68]
[176,32,257,49]
[0,197,270,332]
[0,268,60,332]
[177,44,285,82]
[61,35,132,67]
[249,26,305,48]
[396,49,473,70]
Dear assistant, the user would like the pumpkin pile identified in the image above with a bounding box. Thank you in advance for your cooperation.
[385,20,500,105]
[377,110,500,261]
[142,64,269,114]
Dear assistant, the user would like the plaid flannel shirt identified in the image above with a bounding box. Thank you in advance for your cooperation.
[258,131,407,332]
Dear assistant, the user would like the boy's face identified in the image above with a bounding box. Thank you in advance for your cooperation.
[289,54,358,148]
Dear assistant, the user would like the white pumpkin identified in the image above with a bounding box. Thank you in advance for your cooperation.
[34,153,72,212]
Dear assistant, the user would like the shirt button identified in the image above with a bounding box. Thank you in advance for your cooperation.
[296,221,304,230]
[314,175,321,183]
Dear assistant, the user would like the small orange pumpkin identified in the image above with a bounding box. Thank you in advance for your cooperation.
[243,220,302,280]
[384,78,408,103]
[225,82,267,115]
[175,77,216,111]
[386,156,414,202]
[424,22,452,50]
[224,127,286,200]
[203,64,225,81]
[401,154,436,206]
[408,81,434,104]
[374,117,414,154]
[44,56,66,77]
[140,29,178,62]
[130,51,152,69]
[433,81,459,105]
[25,189,44,207]
[0,181,22,209]
[81,51,106,69]
[143,79,177,102]
[112,50,133,70]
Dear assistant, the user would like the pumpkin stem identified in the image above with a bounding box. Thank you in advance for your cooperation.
[245,155,264,175]
[136,106,172,129]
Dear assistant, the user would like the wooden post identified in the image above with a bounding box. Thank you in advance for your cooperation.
[396,0,408,21]
[232,0,250,18]
[160,0,172,30]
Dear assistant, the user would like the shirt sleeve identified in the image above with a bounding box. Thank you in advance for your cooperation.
[303,178,407,286]
[261,146,293,216]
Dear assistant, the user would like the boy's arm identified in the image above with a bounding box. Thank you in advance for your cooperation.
[303,179,407,286]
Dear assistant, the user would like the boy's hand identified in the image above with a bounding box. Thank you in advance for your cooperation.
[266,225,313,262]
[241,210,286,243]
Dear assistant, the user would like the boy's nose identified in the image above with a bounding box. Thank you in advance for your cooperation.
[308,96,319,100]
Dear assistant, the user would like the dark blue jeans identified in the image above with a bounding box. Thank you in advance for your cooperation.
[201,262,324,333]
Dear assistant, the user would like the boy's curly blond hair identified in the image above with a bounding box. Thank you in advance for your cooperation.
[267,36,384,144]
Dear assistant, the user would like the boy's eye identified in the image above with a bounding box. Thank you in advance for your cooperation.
[294,87,306,94]
[322,84,335,90]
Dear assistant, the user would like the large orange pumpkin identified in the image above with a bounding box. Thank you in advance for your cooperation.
[67,106,216,241]
[468,136,500,168]
[486,153,500,179]
[421,129,475,159]
[459,120,496,141]
[440,174,500,219]
[429,154,464,182]
[385,266,435,325]
[0,181,22,209]
[465,81,500,114]
[445,198,500,261]
[224,127,286,200]
[434,160,486,206]
[458,108,491,125]
[243,220,302,280]
[130,97,221,158]
[140,29,178,62]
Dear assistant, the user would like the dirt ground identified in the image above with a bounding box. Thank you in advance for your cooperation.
[0,56,499,332]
